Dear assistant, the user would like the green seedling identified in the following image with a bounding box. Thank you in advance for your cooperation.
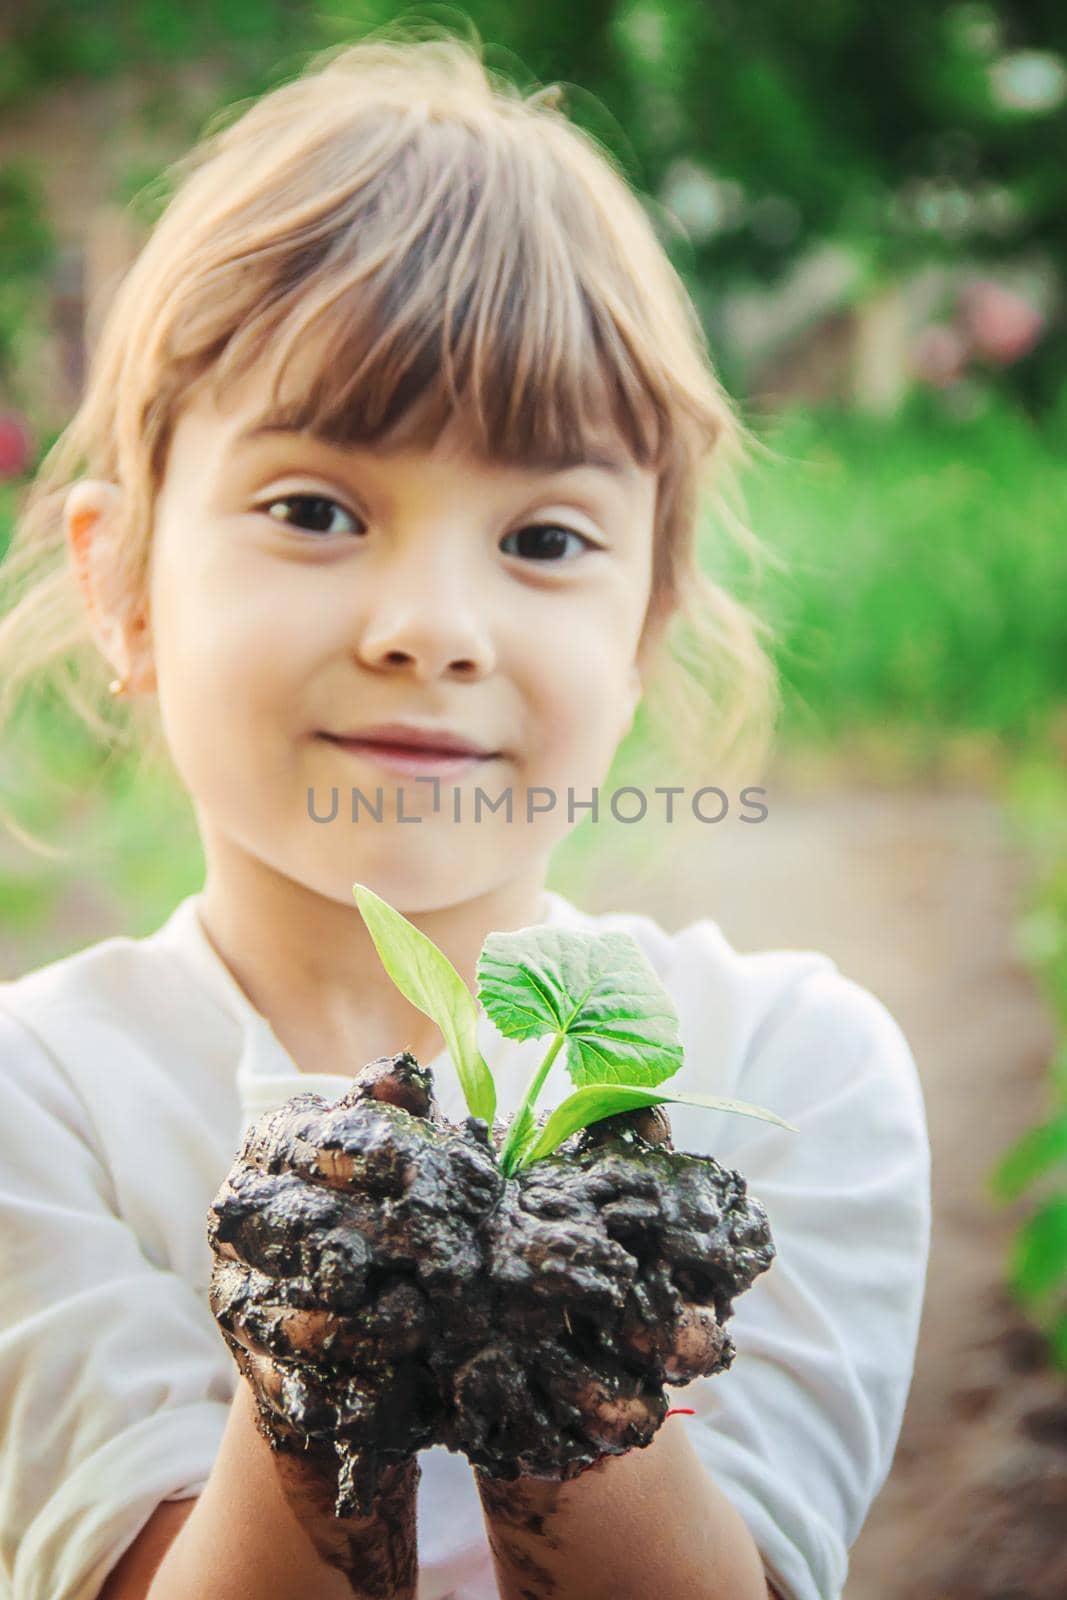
[353,881,797,1176]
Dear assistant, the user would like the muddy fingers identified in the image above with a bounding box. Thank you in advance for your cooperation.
[335,1052,439,1117]
[449,1122,772,1483]
[208,1164,375,1304]
[662,1301,731,1382]
[566,1373,665,1454]
[209,1257,373,1363]
[207,1056,776,1509]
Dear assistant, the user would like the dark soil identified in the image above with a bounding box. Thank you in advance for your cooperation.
[207,1051,775,1516]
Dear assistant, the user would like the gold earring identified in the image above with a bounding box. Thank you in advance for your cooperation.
[108,675,129,698]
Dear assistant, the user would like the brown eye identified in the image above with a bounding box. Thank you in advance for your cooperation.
[501,524,598,563]
[260,494,361,537]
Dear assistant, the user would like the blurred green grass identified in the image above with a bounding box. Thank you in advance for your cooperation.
[728,393,1067,757]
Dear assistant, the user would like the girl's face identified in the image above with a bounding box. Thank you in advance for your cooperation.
[145,359,658,915]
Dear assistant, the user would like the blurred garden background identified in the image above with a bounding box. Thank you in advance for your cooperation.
[2,3,1067,1594]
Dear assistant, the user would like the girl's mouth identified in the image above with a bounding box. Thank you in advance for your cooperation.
[319,734,502,779]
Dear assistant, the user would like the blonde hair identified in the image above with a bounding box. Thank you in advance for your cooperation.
[0,27,780,858]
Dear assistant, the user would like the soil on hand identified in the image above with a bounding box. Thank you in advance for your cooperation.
[208,1053,775,1516]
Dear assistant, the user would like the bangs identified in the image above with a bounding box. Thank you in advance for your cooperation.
[0,35,774,841]
[201,115,672,472]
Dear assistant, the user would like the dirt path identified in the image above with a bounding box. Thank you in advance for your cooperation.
[578,766,1064,1597]
[4,765,1065,1593]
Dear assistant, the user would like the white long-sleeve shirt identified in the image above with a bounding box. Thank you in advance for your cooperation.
[0,886,930,1600]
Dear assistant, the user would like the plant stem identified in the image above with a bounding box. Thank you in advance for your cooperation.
[499,1031,567,1175]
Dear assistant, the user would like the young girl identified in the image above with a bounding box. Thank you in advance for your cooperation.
[0,33,930,1600]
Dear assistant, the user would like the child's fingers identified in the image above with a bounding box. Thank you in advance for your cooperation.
[523,1347,663,1454]
[238,1095,427,1196]
[237,1345,351,1438]
[587,1386,662,1450]
[210,1247,433,1362]
[210,1257,356,1361]
[563,1371,663,1452]
[216,1328,306,1446]
[235,1053,438,1195]
[334,1053,438,1118]
[662,1301,728,1382]
[234,1338,401,1445]
[207,1162,374,1297]
[580,1104,673,1150]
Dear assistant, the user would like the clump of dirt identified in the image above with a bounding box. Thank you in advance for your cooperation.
[208,1052,775,1516]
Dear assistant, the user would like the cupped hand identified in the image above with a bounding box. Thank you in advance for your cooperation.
[445,1104,773,1484]
[207,1066,775,1510]
[206,1052,503,1516]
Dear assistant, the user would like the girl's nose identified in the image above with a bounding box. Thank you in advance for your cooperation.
[352,553,497,681]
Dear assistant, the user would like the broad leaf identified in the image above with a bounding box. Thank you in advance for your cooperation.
[519,1083,798,1168]
[477,927,683,1090]
[352,883,496,1125]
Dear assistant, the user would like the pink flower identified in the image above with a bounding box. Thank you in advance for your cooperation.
[958,279,1045,366]
[0,410,33,480]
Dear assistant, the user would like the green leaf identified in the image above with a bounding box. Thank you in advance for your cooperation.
[351,883,496,1125]
[518,1083,799,1169]
[477,927,684,1089]
[1009,1195,1067,1307]
[500,1102,537,1178]
[987,1110,1067,1204]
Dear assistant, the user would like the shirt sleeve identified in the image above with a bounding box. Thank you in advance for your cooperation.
[669,959,932,1600]
[0,1003,234,1600]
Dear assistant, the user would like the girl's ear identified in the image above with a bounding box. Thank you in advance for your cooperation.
[64,479,157,695]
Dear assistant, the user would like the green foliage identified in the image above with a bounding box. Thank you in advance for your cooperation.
[1008,1195,1067,1305]
[0,162,56,394]
[352,882,497,1124]
[477,926,685,1087]
[989,1108,1067,1206]
[1,2,304,108]
[0,163,54,278]
[523,1082,796,1165]
[89,761,206,934]
[351,879,789,1177]
[479,924,686,1172]
[740,394,1067,750]
[0,486,20,561]
[990,757,1067,1375]
[5,3,1067,401]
